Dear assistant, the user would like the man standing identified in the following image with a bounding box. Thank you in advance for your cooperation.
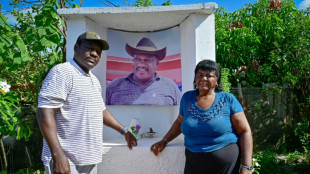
[106,37,181,105]
[37,32,137,174]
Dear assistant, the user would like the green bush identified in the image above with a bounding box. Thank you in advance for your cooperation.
[254,149,310,174]
[254,150,280,174]
[295,118,310,162]
[215,0,310,122]
[220,68,231,92]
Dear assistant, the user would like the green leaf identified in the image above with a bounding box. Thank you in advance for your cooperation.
[14,36,27,53]
[0,13,13,31]
[72,3,79,8]
[37,27,47,36]
[41,36,55,47]
[13,52,22,64]
[16,126,22,139]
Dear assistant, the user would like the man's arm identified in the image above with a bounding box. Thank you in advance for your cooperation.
[37,108,71,174]
[103,109,137,149]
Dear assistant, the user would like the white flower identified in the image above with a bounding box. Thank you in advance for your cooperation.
[255,162,260,167]
[252,158,260,167]
[0,79,11,94]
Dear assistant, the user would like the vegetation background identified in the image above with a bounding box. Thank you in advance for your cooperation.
[0,0,309,173]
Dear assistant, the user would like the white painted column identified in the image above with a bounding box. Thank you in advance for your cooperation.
[180,13,216,93]
[65,17,87,61]
[85,17,108,98]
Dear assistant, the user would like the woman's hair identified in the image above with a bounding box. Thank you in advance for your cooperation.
[193,59,222,91]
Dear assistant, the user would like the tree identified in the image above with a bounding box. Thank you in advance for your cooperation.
[1,0,175,171]
[215,0,310,120]
[0,0,73,171]
[124,0,172,7]
[133,0,154,7]
[215,1,310,160]
[161,0,172,6]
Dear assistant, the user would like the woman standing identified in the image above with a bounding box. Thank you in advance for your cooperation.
[150,60,253,174]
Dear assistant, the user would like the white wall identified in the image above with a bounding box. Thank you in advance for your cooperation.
[103,105,182,141]
[60,5,217,174]
[64,11,215,141]
[66,17,87,61]
[85,17,108,99]
[180,13,216,93]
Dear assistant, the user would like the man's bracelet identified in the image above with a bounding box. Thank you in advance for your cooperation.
[120,127,127,135]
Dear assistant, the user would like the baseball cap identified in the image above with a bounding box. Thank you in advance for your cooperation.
[76,32,109,50]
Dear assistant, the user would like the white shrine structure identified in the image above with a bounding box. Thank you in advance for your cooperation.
[57,3,217,173]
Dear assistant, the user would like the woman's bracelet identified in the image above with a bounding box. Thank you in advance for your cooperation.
[120,127,127,135]
[162,138,168,145]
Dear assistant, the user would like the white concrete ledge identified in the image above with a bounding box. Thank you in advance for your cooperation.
[59,5,216,172]
[57,3,218,32]
[98,137,185,174]
[57,3,217,14]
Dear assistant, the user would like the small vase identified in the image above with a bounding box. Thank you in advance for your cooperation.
[128,118,141,139]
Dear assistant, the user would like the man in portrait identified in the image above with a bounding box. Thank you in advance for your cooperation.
[106,37,181,105]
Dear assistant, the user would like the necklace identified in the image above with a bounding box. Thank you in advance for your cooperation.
[198,92,215,98]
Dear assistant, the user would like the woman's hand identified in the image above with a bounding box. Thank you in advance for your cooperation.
[150,114,183,156]
[239,167,253,174]
[150,138,168,156]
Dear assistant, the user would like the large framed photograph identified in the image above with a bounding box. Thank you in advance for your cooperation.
[105,27,182,105]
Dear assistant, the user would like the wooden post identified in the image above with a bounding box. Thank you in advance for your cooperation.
[238,83,247,114]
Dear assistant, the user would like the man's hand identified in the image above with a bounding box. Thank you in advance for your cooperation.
[102,109,137,149]
[123,131,137,149]
[52,152,72,174]
[37,108,71,174]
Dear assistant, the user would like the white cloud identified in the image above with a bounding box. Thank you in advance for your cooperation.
[299,0,310,10]
[4,8,33,25]
[5,14,17,25]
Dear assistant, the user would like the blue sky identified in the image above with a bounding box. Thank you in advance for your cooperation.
[1,0,309,23]
[1,0,309,12]
[72,0,309,11]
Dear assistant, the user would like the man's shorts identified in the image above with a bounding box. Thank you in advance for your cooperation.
[44,160,98,174]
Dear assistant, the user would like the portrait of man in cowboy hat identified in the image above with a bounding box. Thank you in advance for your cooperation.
[105,37,181,105]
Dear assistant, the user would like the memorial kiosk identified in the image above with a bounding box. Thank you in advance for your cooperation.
[57,3,217,173]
